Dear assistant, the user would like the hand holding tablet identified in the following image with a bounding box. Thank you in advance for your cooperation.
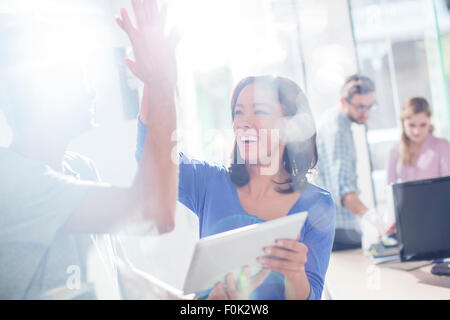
[182,211,308,294]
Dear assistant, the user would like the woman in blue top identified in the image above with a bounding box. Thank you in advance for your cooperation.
[136,76,335,300]
[118,0,335,300]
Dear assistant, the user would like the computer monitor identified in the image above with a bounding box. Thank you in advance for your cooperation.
[393,176,450,262]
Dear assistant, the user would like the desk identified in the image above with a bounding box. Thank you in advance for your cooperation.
[324,249,450,300]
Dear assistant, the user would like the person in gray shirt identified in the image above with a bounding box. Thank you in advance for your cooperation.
[0,6,178,299]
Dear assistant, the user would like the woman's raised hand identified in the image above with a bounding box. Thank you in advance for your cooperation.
[116,0,178,88]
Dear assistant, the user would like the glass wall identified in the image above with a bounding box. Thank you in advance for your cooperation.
[349,0,450,210]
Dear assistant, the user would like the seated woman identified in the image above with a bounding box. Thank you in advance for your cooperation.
[385,97,450,235]
[387,97,450,184]
[136,76,335,300]
[117,2,335,300]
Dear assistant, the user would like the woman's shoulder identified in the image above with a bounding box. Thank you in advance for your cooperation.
[303,183,335,209]
[306,182,331,195]
[300,183,335,232]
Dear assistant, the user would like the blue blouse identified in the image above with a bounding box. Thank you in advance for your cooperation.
[136,120,335,300]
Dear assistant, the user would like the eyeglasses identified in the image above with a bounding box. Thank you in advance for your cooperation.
[345,99,377,112]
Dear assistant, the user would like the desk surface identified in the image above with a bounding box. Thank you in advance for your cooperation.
[325,249,450,300]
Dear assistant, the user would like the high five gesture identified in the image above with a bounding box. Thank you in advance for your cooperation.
[115,0,179,234]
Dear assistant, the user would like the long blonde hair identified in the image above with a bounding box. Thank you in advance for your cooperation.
[399,97,433,165]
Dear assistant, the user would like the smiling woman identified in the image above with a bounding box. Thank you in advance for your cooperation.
[229,76,318,194]
[135,74,335,300]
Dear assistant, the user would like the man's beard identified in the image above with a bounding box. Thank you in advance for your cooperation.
[347,113,365,125]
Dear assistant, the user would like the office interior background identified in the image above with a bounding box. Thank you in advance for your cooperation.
[0,0,449,296]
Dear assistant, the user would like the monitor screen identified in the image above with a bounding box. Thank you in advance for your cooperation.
[393,176,450,262]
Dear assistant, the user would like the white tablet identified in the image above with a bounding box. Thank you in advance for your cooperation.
[182,211,308,294]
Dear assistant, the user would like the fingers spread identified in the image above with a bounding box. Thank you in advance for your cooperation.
[119,8,135,36]
[144,0,160,25]
[132,0,147,28]
[116,16,124,29]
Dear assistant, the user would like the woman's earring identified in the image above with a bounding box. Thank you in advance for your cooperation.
[292,159,299,176]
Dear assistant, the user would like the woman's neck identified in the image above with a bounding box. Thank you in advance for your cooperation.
[244,161,291,198]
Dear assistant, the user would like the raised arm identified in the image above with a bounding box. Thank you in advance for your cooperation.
[65,0,178,235]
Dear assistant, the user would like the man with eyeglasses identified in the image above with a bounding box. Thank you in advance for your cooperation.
[315,74,383,251]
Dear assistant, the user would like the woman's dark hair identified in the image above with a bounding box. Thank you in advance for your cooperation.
[228,75,318,193]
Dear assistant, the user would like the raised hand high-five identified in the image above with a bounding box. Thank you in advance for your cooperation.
[116,0,178,88]
[113,0,179,235]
